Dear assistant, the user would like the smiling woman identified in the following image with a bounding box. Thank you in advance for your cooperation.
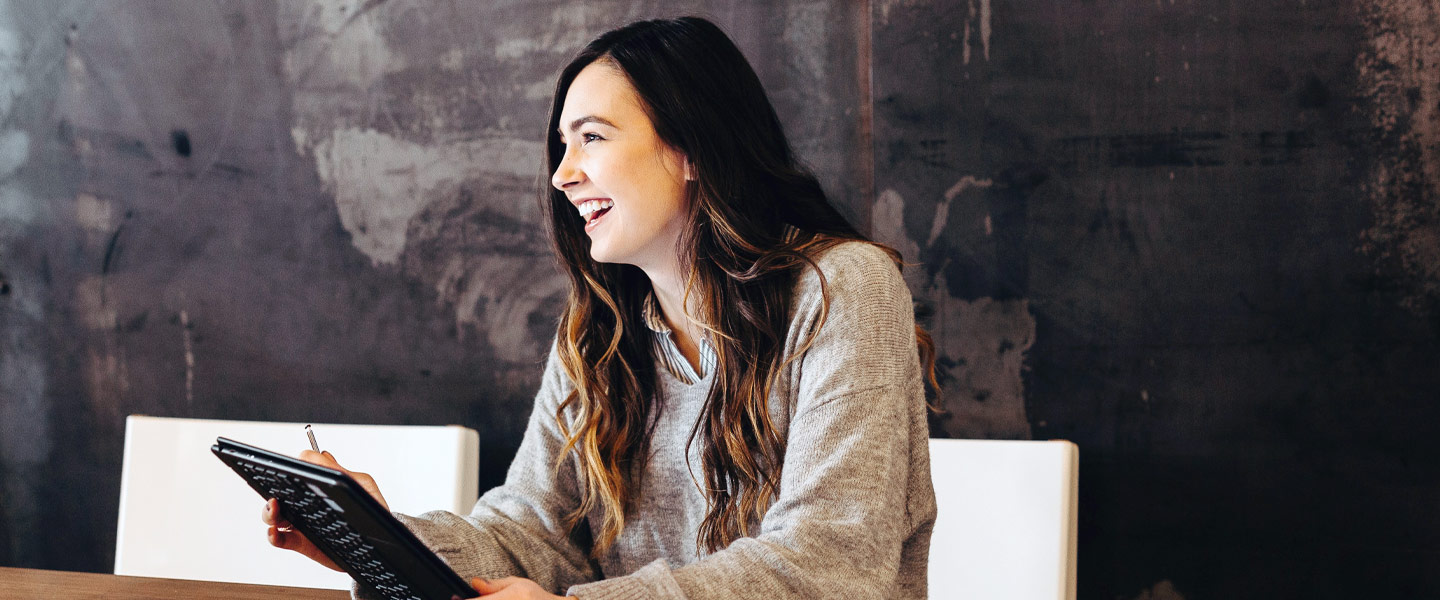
[264,16,939,600]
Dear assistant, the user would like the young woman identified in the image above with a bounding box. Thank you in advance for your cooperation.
[263,16,939,600]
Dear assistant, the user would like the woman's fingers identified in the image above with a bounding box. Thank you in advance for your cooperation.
[262,497,340,571]
[471,577,508,594]
[261,498,292,529]
[260,451,387,569]
[297,449,390,510]
[298,449,340,469]
[268,525,343,571]
[260,498,276,526]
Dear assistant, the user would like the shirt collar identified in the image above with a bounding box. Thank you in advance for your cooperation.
[641,287,716,384]
[641,288,673,334]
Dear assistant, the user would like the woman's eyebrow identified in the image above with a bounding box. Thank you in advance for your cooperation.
[560,115,618,135]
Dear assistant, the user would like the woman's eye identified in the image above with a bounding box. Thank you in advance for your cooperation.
[582,133,603,144]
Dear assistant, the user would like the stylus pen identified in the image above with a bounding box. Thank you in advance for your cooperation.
[305,424,321,453]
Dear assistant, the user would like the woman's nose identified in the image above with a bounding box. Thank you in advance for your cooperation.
[551,147,583,191]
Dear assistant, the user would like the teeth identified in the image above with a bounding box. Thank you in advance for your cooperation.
[576,199,614,221]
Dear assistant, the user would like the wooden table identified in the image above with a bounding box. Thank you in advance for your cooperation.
[0,566,352,599]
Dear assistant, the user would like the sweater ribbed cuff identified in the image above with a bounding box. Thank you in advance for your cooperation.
[568,576,650,600]
[567,559,684,599]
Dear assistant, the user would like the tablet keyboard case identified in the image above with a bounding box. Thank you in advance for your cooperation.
[212,437,477,600]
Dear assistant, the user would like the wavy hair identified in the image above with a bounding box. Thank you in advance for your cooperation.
[541,16,939,557]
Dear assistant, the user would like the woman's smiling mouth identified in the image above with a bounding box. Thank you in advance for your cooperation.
[576,198,614,232]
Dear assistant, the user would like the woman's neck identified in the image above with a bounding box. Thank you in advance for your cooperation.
[641,259,708,372]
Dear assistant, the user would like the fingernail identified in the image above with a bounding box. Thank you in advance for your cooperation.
[322,450,334,459]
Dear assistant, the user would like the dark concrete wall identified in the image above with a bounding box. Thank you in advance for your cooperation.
[873,1,1440,597]
[0,1,1436,598]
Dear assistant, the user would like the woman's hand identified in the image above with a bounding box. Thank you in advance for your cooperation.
[260,449,391,571]
[467,576,576,599]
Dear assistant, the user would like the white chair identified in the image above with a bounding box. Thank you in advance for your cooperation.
[927,438,1079,600]
[114,415,480,590]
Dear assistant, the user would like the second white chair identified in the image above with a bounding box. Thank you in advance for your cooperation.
[927,438,1080,600]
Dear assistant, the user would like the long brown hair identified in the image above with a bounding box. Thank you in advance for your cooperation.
[541,17,938,557]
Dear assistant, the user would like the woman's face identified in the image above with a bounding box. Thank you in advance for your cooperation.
[551,61,691,270]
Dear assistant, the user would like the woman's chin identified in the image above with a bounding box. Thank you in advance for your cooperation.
[588,242,617,264]
[588,242,642,268]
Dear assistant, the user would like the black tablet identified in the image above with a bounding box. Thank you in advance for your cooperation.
[212,436,478,600]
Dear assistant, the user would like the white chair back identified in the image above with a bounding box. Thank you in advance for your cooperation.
[114,415,480,590]
[927,438,1079,600]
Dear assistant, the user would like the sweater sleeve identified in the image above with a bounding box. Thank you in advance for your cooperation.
[565,243,926,600]
[352,339,598,599]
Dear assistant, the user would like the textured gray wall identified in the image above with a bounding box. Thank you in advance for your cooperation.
[1,1,1437,598]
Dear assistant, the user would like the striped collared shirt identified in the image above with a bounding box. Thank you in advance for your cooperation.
[641,290,716,385]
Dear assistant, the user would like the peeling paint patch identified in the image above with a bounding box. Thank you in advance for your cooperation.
[289,126,309,156]
[74,193,112,232]
[979,0,991,62]
[875,0,928,27]
[873,188,922,282]
[401,183,567,358]
[308,127,542,265]
[434,254,566,354]
[930,175,994,245]
[279,0,402,89]
[0,185,39,226]
[875,0,991,62]
[0,129,29,180]
[0,23,24,116]
[84,344,127,422]
[279,0,411,149]
[0,16,35,227]
[492,4,599,60]
[928,273,1036,439]
[873,188,1034,439]
[962,0,993,65]
[180,309,194,407]
[280,0,566,367]
[784,2,831,85]
[75,275,116,330]
[1357,0,1440,316]
[943,175,995,201]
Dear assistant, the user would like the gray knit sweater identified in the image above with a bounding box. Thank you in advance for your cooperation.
[364,242,935,599]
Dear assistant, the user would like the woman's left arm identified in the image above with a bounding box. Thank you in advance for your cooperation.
[565,243,937,600]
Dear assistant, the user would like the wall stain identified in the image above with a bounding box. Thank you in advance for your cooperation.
[305,126,540,266]
[961,0,991,65]
[1357,0,1440,316]
[1055,129,1321,169]
[180,309,194,407]
[403,186,566,357]
[873,187,1035,440]
[283,0,567,370]
[169,129,190,157]
[929,175,994,245]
